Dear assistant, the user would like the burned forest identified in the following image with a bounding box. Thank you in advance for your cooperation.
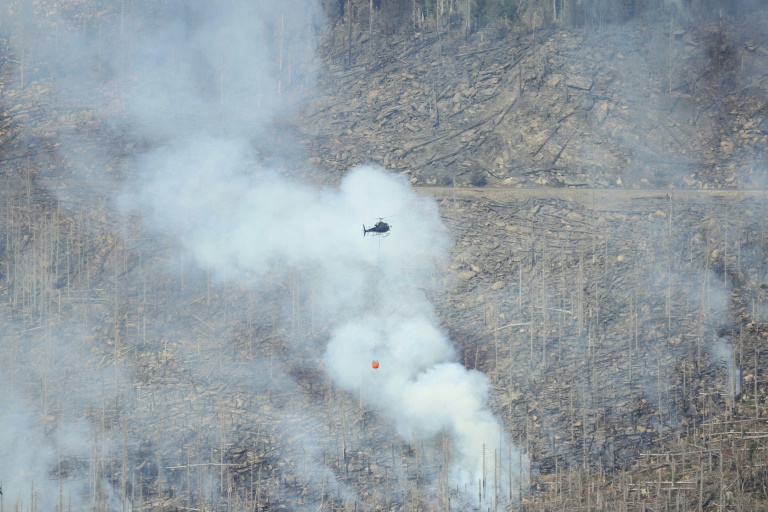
[1,0,768,511]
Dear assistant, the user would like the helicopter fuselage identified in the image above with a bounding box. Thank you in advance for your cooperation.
[363,221,390,236]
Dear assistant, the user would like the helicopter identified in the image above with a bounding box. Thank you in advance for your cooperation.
[363,218,391,237]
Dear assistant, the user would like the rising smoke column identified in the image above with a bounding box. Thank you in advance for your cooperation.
[0,309,133,511]
[125,134,529,497]
[6,0,528,504]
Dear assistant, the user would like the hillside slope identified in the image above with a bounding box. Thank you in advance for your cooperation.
[0,3,767,511]
[305,14,768,190]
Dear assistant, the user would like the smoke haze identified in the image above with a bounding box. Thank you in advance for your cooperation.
[5,0,766,509]
[128,144,528,493]
[0,0,527,508]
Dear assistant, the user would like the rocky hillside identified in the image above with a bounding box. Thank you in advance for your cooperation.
[0,2,767,511]
[304,12,768,190]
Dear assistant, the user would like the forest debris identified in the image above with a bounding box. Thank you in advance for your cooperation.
[566,76,593,91]
[564,211,583,222]
[546,74,562,87]
[594,101,610,124]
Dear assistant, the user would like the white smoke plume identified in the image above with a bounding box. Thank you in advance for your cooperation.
[0,318,130,511]
[1,0,529,505]
[125,138,529,495]
[0,389,63,510]
[713,338,742,404]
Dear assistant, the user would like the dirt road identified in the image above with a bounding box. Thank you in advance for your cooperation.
[417,185,768,209]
